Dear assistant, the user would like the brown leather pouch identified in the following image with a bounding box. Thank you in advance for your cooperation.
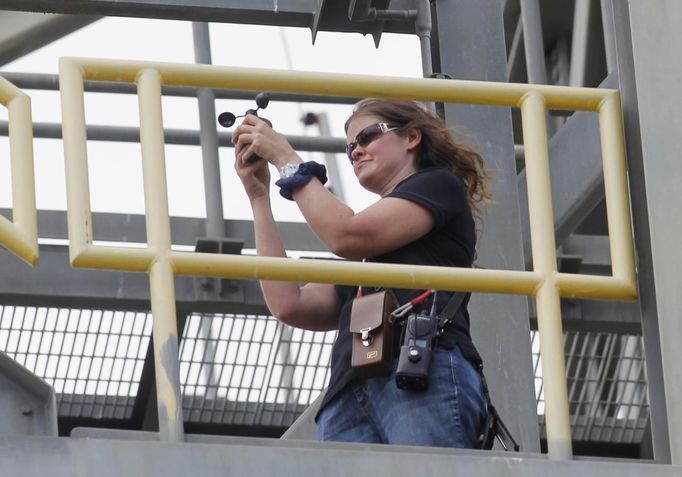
[350,290,397,378]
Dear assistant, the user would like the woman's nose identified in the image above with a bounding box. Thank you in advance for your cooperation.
[351,146,366,163]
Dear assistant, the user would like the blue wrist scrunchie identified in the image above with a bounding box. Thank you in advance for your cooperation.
[275,161,328,200]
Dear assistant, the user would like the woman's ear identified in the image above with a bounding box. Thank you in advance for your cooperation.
[406,127,422,152]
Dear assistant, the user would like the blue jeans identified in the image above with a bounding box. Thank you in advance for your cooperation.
[317,345,487,448]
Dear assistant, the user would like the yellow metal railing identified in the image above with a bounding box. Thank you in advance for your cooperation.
[52,57,639,458]
[0,76,38,265]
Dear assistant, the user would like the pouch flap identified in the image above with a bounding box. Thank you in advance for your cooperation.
[349,291,393,333]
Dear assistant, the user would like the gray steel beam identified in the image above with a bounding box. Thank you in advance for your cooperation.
[189,22,225,398]
[0,244,269,314]
[569,0,591,87]
[192,23,224,241]
[1,435,682,477]
[432,0,539,452]
[548,299,641,334]
[0,352,58,437]
[599,0,617,73]
[569,0,607,88]
[306,112,347,201]
[561,234,611,268]
[0,71,358,105]
[0,0,319,26]
[554,234,640,334]
[612,0,682,464]
[520,0,547,84]
[0,121,347,153]
[506,16,526,83]
[415,0,433,78]
[0,209,326,250]
[69,404,308,434]
[0,208,324,313]
[0,0,416,37]
[0,12,100,66]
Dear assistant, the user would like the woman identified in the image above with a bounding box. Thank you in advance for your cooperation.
[232,98,492,448]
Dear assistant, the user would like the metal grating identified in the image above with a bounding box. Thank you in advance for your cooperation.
[0,303,650,443]
[533,330,649,443]
[0,305,152,419]
[179,312,335,428]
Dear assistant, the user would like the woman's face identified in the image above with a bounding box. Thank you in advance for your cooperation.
[345,114,419,195]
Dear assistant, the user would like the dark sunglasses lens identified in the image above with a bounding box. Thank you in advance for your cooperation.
[356,124,384,147]
[346,144,355,161]
[347,123,388,163]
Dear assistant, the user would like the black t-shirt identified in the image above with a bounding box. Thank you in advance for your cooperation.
[318,167,482,415]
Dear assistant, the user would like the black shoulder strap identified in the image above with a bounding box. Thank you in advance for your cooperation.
[439,291,469,321]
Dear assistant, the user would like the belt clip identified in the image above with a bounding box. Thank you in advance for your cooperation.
[360,327,372,346]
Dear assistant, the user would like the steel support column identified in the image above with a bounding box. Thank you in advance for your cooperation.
[520,0,547,84]
[308,113,346,201]
[599,0,617,73]
[192,22,224,240]
[431,0,540,453]
[569,0,592,87]
[416,0,434,78]
[612,0,682,464]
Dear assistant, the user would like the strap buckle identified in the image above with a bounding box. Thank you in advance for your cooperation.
[360,327,372,346]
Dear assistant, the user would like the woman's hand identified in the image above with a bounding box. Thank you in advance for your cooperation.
[234,147,271,202]
[232,114,300,170]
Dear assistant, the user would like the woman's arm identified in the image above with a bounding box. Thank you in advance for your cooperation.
[291,182,434,260]
[234,137,342,331]
[250,194,342,331]
[232,116,436,260]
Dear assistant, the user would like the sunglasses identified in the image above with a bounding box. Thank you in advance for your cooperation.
[346,122,400,163]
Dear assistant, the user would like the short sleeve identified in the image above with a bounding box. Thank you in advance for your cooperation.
[386,168,468,230]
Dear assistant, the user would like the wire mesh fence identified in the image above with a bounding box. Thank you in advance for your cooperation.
[0,305,151,419]
[179,312,335,428]
[0,304,649,442]
[533,330,649,443]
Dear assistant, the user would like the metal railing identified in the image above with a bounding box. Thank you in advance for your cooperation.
[0,76,38,265]
[0,58,636,460]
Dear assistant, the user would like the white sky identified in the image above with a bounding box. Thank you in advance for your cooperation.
[0,17,424,398]
[0,17,423,226]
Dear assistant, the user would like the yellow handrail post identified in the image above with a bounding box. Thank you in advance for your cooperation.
[7,93,38,262]
[137,68,184,442]
[0,76,38,265]
[520,91,572,459]
[59,58,92,260]
[599,93,637,291]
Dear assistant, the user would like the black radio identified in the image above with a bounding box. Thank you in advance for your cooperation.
[395,311,440,391]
